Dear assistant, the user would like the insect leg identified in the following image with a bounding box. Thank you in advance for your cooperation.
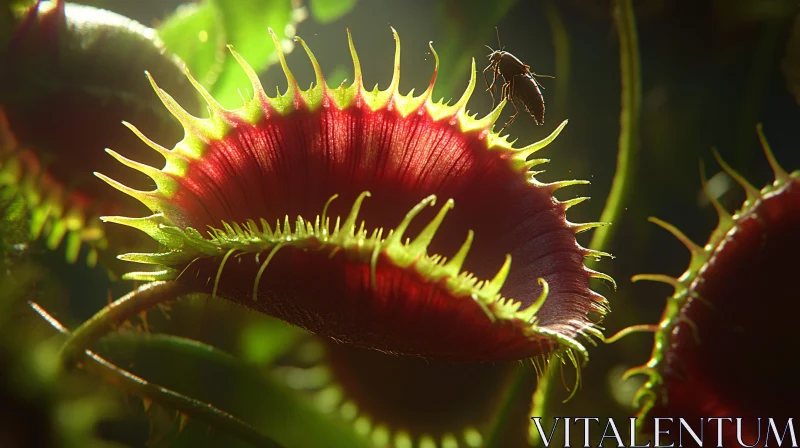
[483,64,496,107]
[484,64,503,109]
[489,66,503,109]
[499,78,519,133]
[500,79,509,103]
[501,76,514,101]
[483,63,493,90]
[499,98,519,133]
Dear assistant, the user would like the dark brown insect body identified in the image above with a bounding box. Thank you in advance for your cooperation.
[483,35,550,131]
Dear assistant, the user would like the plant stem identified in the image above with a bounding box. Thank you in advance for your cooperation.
[98,333,371,448]
[527,361,559,447]
[484,364,538,447]
[588,0,641,255]
[30,301,285,448]
[59,281,188,368]
[543,0,570,120]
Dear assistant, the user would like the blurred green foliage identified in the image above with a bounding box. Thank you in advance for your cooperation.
[0,198,122,448]
[324,65,349,89]
[158,2,226,90]
[308,0,357,24]
[239,319,301,365]
[158,0,301,110]
[97,332,370,448]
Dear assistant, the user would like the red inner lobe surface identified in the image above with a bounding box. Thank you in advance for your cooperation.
[185,245,555,362]
[649,179,800,443]
[168,98,596,338]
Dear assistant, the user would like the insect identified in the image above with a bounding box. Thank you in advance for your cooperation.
[483,28,553,131]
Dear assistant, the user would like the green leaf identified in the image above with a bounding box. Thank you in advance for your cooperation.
[325,64,349,88]
[8,0,37,10]
[309,0,357,24]
[239,318,303,365]
[157,1,226,89]
[212,0,298,109]
[158,0,300,110]
[98,333,371,448]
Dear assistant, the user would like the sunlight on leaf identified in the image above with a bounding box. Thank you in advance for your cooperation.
[212,0,301,109]
[325,64,349,88]
[158,0,303,110]
[100,332,371,448]
[308,0,357,24]
[240,318,303,365]
[158,1,226,88]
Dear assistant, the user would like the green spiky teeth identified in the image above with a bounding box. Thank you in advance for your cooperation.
[0,111,104,265]
[96,27,612,363]
[625,126,800,435]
